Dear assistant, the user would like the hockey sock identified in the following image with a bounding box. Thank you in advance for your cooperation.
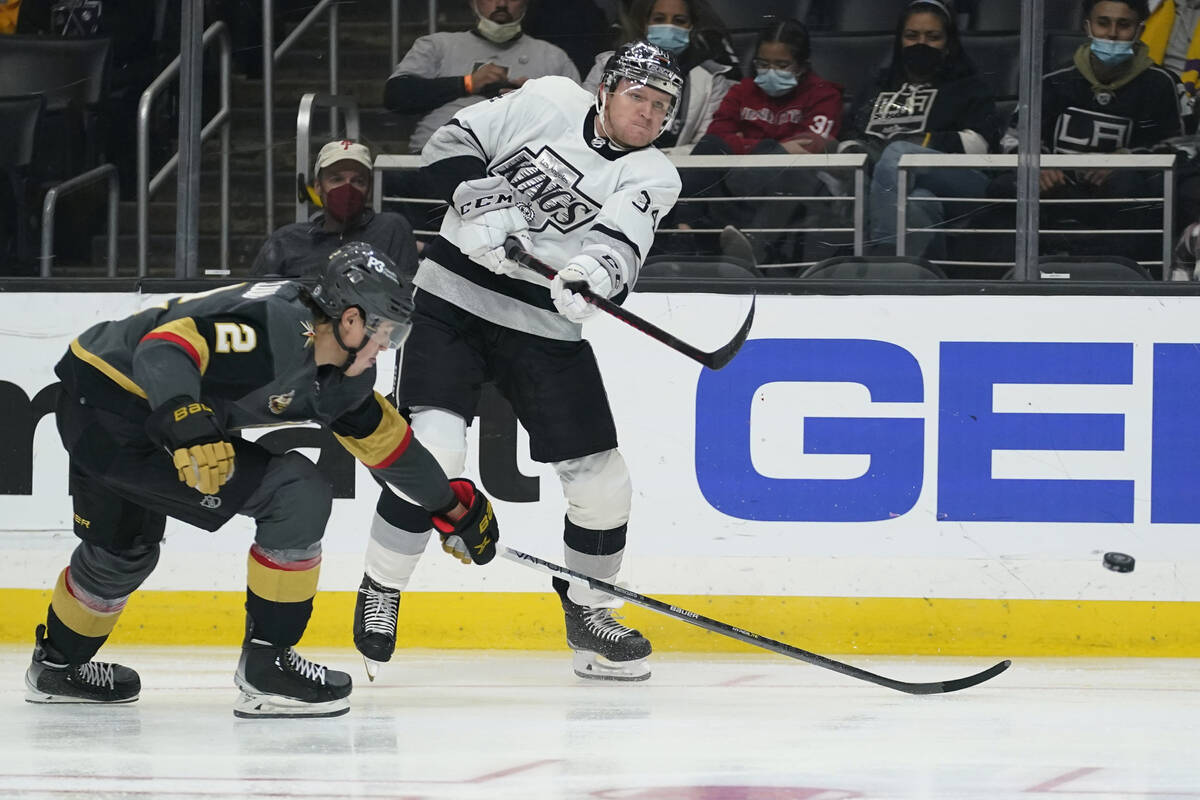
[245,544,320,647]
[562,517,627,608]
[365,511,431,590]
[44,567,125,663]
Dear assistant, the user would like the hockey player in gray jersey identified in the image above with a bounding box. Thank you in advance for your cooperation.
[25,243,498,717]
[355,41,684,682]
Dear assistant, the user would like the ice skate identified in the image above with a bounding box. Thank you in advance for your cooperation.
[554,577,651,681]
[24,624,140,704]
[353,573,400,681]
[233,638,352,718]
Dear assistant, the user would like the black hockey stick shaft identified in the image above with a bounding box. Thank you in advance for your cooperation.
[503,237,755,370]
[501,546,1011,695]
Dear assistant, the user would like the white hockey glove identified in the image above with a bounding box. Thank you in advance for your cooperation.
[451,176,532,276]
[550,249,619,323]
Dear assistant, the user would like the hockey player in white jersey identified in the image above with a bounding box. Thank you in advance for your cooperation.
[353,41,684,681]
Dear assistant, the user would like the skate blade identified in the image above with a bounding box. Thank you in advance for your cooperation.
[24,672,138,704]
[364,656,381,682]
[571,651,651,682]
[233,689,350,719]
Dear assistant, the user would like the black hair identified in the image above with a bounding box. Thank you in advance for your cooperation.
[884,0,975,87]
[1081,0,1150,23]
[754,17,810,68]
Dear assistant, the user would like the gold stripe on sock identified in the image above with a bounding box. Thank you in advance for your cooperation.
[246,552,320,603]
[50,569,122,638]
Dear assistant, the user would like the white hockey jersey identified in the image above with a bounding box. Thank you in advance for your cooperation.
[414,75,682,342]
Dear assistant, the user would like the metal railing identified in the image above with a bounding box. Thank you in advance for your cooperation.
[138,20,231,276]
[40,164,119,277]
[295,93,362,223]
[262,0,342,234]
[895,153,1177,278]
[372,153,869,266]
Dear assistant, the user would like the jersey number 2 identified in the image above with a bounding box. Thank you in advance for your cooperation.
[214,322,257,353]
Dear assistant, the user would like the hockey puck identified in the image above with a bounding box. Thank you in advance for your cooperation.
[1102,552,1135,573]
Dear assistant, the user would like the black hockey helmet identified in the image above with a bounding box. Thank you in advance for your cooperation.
[598,40,686,137]
[311,242,414,350]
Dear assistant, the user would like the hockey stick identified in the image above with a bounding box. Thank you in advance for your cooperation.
[503,237,755,370]
[501,546,1011,695]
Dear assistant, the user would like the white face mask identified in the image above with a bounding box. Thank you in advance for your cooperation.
[476,10,523,43]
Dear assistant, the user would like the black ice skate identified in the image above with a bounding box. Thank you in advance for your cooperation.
[233,637,352,718]
[24,624,140,704]
[353,573,400,681]
[553,577,652,681]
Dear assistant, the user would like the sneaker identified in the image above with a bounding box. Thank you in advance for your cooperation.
[553,577,651,681]
[24,624,140,704]
[353,574,400,681]
[234,638,352,718]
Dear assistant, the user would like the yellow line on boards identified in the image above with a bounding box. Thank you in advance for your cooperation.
[2,589,1198,656]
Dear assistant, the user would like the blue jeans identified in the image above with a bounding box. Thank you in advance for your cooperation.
[868,140,989,259]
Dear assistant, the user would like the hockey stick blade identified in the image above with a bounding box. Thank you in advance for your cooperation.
[504,237,755,370]
[501,547,1010,695]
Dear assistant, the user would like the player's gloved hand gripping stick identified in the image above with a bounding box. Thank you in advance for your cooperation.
[504,237,756,371]
[431,478,498,565]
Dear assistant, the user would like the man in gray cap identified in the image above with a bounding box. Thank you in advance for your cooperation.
[251,140,419,281]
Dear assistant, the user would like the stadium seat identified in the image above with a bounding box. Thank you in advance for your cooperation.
[710,0,811,31]
[969,2,1020,31]
[1002,256,1154,281]
[814,0,898,32]
[799,255,947,279]
[641,255,763,279]
[1044,31,1088,69]
[961,33,1020,98]
[0,93,44,271]
[808,33,893,114]
[0,36,112,175]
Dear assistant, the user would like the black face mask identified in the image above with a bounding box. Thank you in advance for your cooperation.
[901,43,945,79]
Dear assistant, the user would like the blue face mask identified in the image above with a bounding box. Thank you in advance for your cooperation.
[646,24,690,55]
[754,68,798,97]
[1090,36,1136,65]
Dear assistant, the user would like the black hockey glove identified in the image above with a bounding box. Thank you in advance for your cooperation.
[145,396,235,496]
[431,479,497,565]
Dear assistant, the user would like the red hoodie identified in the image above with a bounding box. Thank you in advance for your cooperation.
[705,71,844,155]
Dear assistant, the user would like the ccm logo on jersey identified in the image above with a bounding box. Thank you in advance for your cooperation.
[459,191,514,216]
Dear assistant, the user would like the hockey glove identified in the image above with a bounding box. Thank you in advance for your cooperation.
[452,176,532,276]
[431,479,497,565]
[550,248,622,323]
[145,396,235,496]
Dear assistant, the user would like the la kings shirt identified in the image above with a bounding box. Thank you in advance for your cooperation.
[417,75,682,342]
[55,281,454,511]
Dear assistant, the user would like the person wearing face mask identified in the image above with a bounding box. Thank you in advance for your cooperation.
[835,0,999,266]
[669,18,843,266]
[989,0,1182,264]
[583,0,737,154]
[250,141,419,281]
[384,0,579,156]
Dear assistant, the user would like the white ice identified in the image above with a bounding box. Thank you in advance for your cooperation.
[1,646,1198,800]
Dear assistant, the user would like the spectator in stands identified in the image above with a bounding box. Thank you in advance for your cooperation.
[523,0,614,76]
[836,0,999,262]
[251,141,418,281]
[675,18,844,266]
[1142,0,1200,105]
[384,0,580,155]
[991,0,1182,262]
[583,0,737,154]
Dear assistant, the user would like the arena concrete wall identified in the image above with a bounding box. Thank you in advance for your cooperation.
[2,287,1198,656]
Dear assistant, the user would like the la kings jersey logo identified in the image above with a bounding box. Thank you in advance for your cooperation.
[491,146,602,234]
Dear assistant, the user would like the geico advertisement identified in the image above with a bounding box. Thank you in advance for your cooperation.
[3,291,1200,599]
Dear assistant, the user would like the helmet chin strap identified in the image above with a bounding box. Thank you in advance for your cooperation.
[331,310,366,373]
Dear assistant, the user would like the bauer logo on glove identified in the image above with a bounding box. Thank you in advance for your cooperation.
[145,395,236,496]
[431,478,498,565]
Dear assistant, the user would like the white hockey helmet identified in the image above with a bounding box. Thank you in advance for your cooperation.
[596,40,686,138]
